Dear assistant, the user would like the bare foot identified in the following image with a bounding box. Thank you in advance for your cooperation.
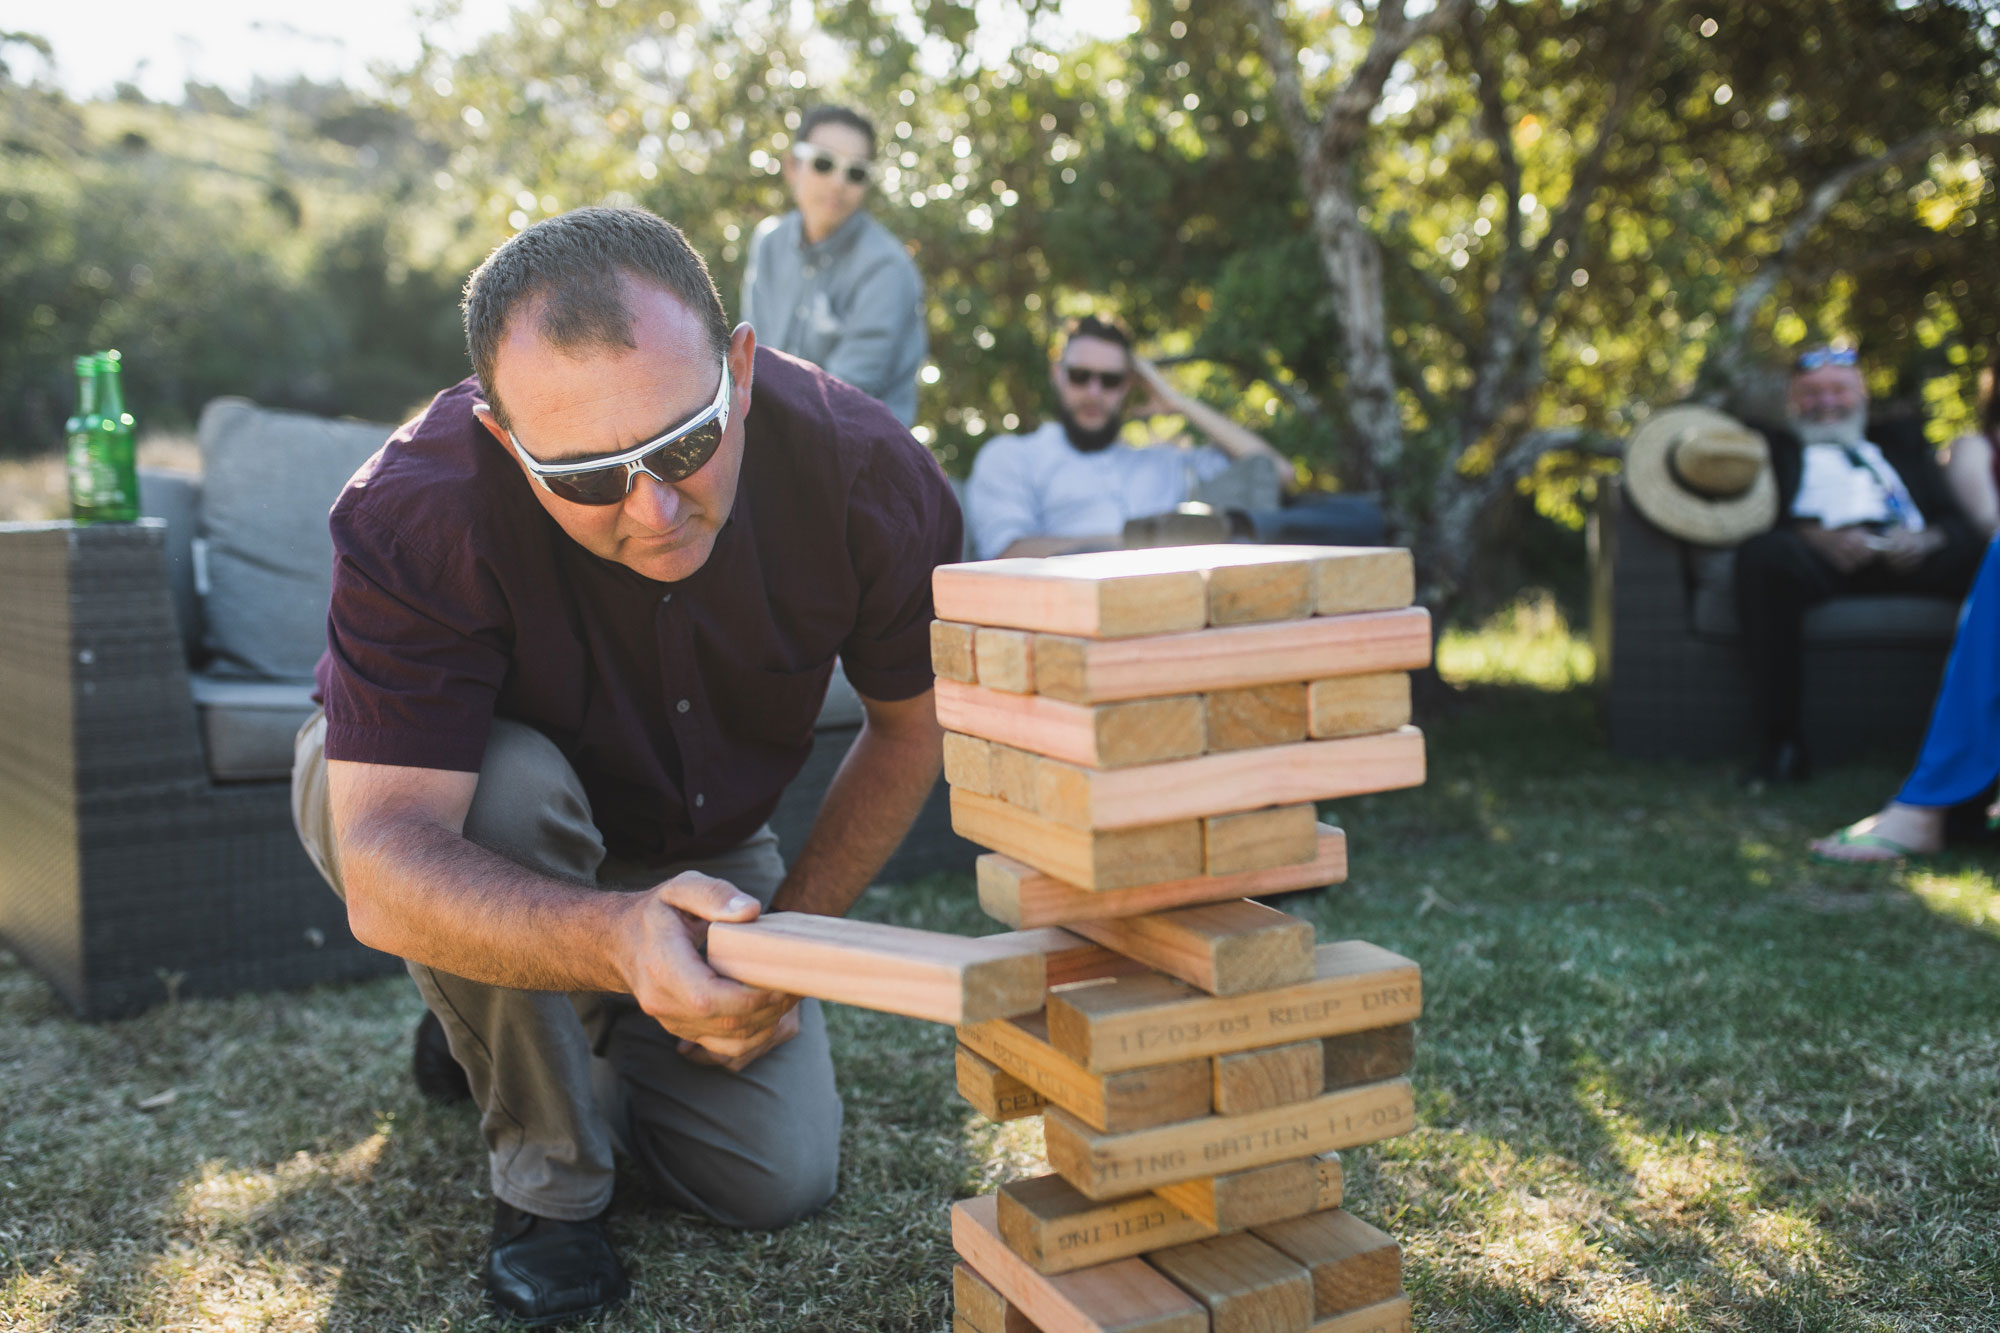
[1809,802,1946,862]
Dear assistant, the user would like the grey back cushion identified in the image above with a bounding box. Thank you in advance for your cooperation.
[197,398,393,680]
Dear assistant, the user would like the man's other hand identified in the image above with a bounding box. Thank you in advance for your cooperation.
[1878,527,1943,574]
[1798,523,1878,574]
[621,872,802,1070]
[1128,355,1184,419]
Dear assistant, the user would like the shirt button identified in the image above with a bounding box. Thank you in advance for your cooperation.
[661,593,673,605]
[676,698,690,713]
[694,793,705,808]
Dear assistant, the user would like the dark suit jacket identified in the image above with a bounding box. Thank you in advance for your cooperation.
[1748,414,1978,549]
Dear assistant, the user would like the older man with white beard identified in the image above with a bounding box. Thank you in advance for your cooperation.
[1733,345,1984,784]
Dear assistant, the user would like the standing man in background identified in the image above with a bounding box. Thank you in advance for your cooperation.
[740,104,927,426]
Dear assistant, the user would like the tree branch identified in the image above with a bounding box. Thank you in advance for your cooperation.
[1724,127,1998,345]
[1243,0,1318,168]
[1456,3,1531,448]
[1320,0,1471,170]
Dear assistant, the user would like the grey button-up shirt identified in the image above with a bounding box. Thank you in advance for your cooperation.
[739,209,927,426]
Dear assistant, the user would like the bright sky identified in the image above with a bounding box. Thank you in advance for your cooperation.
[5,0,518,102]
[6,0,1135,103]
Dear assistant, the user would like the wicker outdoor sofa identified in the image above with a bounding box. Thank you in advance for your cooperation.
[0,399,968,1020]
[1591,477,1961,763]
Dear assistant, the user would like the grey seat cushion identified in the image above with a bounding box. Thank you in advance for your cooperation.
[192,663,871,782]
[1687,546,1963,643]
[191,674,318,781]
[196,399,392,680]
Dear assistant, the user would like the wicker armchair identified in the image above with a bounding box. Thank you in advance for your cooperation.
[0,405,969,1020]
[1591,478,1959,763]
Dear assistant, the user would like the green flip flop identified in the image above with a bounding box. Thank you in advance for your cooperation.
[1809,826,1931,866]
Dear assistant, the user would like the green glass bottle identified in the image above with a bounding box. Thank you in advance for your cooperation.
[80,350,139,523]
[64,353,104,521]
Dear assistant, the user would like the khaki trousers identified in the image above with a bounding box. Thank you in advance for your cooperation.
[292,710,842,1227]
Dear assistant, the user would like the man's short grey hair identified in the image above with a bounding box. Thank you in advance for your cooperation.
[463,206,731,426]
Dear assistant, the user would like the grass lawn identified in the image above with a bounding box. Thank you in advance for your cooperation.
[3,612,1997,1331]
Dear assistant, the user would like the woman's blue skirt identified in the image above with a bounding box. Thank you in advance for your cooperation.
[1899,536,2000,807]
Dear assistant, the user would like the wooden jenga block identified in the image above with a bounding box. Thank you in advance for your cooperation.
[1146,1232,1314,1333]
[1048,942,1422,1073]
[951,789,1205,891]
[1155,1156,1321,1229]
[1313,1152,1344,1210]
[952,1195,1208,1333]
[991,742,1043,808]
[936,682,1206,769]
[1033,608,1432,705]
[998,1174,1217,1276]
[1205,684,1308,751]
[945,732,997,796]
[703,912,1046,1024]
[1304,1294,1411,1333]
[1251,1211,1402,1319]
[1321,1024,1416,1092]
[957,1045,1048,1122]
[934,555,1209,639]
[1067,900,1315,997]
[1213,1040,1326,1115]
[1044,1079,1416,1199]
[975,828,1347,930]
[993,1151,1346,1279]
[1305,674,1411,740]
[934,620,980,683]
[957,1011,1210,1133]
[966,926,1148,987]
[1312,548,1413,617]
[976,627,1039,694]
[957,1260,1040,1333]
[1204,805,1322,876]
[1203,554,1315,627]
[1025,730,1426,831]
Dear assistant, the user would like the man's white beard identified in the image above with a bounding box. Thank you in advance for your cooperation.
[1791,408,1867,447]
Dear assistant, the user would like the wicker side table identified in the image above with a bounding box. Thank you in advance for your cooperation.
[0,519,396,1019]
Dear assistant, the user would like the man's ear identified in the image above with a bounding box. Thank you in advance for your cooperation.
[729,323,757,414]
[472,402,511,447]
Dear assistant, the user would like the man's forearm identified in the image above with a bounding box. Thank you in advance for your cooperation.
[1171,394,1289,477]
[771,701,944,916]
[999,533,1120,558]
[341,816,633,993]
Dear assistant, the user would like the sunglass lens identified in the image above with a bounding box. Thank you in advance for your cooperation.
[843,165,869,185]
[1098,372,1126,389]
[811,154,838,175]
[1066,368,1126,389]
[644,418,725,483]
[546,467,632,506]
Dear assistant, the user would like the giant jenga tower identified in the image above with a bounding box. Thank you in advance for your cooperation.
[933,545,1432,1333]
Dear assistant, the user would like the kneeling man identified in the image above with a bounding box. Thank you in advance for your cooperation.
[291,206,958,1324]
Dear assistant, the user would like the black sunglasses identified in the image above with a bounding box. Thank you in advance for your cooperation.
[1063,365,1128,390]
[504,357,732,505]
[790,140,871,186]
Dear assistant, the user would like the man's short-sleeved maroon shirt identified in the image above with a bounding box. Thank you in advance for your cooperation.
[314,347,962,862]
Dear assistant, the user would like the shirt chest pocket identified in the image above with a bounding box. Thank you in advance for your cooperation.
[713,660,835,752]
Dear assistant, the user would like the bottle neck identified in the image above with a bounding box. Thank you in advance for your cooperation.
[97,365,125,418]
[75,364,99,417]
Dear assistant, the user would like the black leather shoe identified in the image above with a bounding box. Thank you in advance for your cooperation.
[411,1010,472,1105]
[486,1201,628,1327]
[1742,738,1812,787]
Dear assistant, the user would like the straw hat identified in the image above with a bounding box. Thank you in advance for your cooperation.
[1623,405,1776,546]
